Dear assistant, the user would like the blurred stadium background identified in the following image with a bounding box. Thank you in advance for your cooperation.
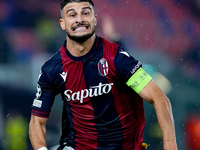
[0,0,200,149]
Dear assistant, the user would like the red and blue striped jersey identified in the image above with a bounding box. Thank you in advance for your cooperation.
[32,36,145,150]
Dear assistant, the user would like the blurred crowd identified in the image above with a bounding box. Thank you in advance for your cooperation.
[0,0,199,78]
[0,0,63,63]
[0,0,200,150]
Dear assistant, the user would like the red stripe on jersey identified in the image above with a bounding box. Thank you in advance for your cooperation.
[31,109,50,118]
[102,38,145,150]
[60,46,98,150]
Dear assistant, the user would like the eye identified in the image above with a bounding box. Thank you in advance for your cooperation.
[68,12,76,18]
[70,14,76,17]
[83,12,89,15]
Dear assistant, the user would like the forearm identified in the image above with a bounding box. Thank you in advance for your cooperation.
[153,95,177,150]
[29,116,47,150]
[138,80,177,149]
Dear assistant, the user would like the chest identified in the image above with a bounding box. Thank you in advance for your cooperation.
[59,55,116,104]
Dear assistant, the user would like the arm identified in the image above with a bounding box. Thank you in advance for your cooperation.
[139,80,177,150]
[29,114,48,150]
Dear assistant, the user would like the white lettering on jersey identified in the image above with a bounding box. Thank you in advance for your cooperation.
[130,61,142,74]
[64,82,114,103]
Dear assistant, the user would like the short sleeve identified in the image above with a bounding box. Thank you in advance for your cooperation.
[31,68,56,118]
[114,46,142,83]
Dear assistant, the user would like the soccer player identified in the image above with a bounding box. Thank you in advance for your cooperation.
[29,0,178,150]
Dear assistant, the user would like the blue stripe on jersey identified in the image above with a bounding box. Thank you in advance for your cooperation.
[60,104,76,148]
[83,38,123,149]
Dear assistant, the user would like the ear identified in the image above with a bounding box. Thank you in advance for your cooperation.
[59,19,66,30]
[94,14,97,26]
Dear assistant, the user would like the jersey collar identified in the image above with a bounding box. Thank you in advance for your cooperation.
[64,36,99,61]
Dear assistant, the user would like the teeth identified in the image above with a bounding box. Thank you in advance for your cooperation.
[75,27,87,31]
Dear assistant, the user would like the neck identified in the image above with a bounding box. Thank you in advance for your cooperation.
[66,34,96,57]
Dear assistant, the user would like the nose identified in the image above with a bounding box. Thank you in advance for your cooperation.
[75,14,84,24]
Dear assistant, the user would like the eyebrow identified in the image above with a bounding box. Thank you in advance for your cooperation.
[66,7,92,14]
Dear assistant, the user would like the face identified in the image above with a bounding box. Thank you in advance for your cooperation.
[60,2,97,43]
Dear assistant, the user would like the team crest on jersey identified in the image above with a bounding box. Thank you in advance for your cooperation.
[98,58,109,76]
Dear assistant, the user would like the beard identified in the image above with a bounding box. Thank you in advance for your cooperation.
[66,26,95,43]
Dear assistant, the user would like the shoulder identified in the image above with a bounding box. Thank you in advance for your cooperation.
[40,49,63,84]
[42,51,62,72]
[99,37,121,60]
[101,37,119,51]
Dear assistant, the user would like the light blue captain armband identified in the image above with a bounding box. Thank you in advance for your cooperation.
[126,67,152,94]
